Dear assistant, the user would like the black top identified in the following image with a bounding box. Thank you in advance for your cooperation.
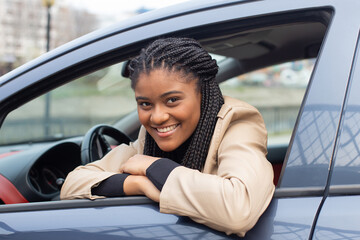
[90,136,193,197]
[91,158,180,196]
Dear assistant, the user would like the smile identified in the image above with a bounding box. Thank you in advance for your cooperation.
[156,124,179,133]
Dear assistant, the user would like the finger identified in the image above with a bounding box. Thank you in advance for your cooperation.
[118,163,127,174]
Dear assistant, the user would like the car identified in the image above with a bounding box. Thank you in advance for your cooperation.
[1,0,360,239]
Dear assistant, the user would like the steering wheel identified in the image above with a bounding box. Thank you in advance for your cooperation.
[81,124,132,165]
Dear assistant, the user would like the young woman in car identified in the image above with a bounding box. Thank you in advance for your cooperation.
[61,37,274,237]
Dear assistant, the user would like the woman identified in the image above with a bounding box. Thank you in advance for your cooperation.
[61,38,275,237]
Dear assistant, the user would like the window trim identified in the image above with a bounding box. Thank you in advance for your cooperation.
[0,196,154,213]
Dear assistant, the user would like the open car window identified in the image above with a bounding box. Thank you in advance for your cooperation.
[0,62,136,146]
[0,6,334,209]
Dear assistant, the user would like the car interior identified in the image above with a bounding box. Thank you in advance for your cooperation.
[0,8,331,206]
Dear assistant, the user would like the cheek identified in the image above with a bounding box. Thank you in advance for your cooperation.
[137,108,149,126]
[183,101,201,127]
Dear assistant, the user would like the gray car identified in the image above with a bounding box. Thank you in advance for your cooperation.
[1,0,360,239]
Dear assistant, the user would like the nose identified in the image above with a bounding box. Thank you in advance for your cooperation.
[150,105,169,125]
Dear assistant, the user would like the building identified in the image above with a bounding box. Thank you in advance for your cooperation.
[0,0,98,75]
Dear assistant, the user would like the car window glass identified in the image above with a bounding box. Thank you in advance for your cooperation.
[220,59,314,146]
[331,40,360,186]
[0,62,136,145]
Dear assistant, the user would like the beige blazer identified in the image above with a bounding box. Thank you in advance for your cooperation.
[60,96,275,237]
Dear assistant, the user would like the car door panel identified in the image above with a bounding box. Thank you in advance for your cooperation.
[0,197,322,239]
[313,196,360,239]
[0,202,240,239]
[245,197,322,239]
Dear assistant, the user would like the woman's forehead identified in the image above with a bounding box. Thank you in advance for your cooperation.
[139,68,197,84]
[134,69,199,96]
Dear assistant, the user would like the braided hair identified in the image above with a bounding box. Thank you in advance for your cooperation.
[128,38,224,171]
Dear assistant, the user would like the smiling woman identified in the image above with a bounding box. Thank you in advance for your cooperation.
[135,69,201,152]
[60,37,275,237]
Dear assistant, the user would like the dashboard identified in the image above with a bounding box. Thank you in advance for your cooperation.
[0,139,82,204]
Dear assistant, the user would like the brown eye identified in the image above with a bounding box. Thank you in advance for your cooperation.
[139,102,151,108]
[167,97,178,104]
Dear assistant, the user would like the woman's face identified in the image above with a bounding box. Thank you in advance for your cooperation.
[134,68,201,152]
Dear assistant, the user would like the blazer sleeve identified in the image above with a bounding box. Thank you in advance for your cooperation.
[159,107,275,237]
[60,127,146,200]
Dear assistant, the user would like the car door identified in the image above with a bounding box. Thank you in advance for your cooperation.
[0,0,358,239]
[313,24,360,239]
[267,2,360,239]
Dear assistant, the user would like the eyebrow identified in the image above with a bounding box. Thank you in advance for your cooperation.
[136,91,183,101]
[160,90,183,98]
[135,96,149,101]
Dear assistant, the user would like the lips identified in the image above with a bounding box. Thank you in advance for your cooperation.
[156,124,179,133]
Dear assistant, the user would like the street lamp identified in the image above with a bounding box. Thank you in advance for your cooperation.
[42,0,55,52]
[42,0,55,137]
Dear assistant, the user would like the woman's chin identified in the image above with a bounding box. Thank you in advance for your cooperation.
[157,143,178,152]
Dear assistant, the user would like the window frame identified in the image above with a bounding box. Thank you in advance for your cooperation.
[0,3,348,210]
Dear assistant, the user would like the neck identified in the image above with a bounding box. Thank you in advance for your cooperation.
[160,134,193,164]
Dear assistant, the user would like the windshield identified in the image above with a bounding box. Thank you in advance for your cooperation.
[0,62,137,145]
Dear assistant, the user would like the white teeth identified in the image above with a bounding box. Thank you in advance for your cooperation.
[157,124,177,133]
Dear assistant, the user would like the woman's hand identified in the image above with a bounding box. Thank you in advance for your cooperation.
[120,155,161,202]
[120,154,159,176]
[123,175,160,202]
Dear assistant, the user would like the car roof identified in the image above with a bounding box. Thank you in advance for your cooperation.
[0,0,332,86]
[0,0,252,84]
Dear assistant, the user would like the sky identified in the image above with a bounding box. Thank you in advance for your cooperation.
[64,0,189,27]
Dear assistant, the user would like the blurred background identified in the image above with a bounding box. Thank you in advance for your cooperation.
[0,0,313,146]
[0,0,188,76]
